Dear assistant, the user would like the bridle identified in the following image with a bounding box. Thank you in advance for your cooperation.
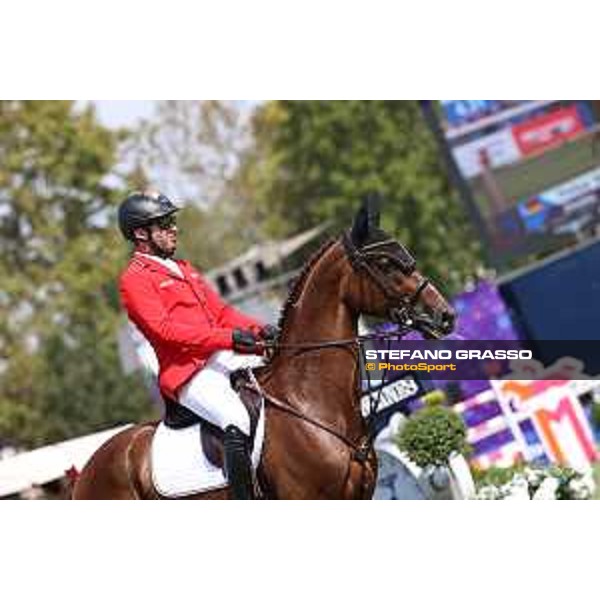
[260,232,433,353]
[342,231,432,329]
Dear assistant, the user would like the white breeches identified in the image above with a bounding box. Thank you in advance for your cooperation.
[177,351,264,436]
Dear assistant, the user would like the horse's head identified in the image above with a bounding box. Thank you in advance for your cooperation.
[342,195,455,338]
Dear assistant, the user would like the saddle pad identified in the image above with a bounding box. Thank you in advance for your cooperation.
[150,401,265,498]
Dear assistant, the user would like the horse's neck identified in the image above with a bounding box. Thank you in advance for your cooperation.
[281,242,355,347]
[259,242,372,499]
[273,243,361,423]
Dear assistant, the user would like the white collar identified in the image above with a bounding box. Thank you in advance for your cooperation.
[136,252,183,278]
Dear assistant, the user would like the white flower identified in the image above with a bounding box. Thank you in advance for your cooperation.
[568,476,593,500]
[502,477,530,500]
[475,464,594,501]
[523,467,545,488]
[475,485,503,500]
[580,473,596,496]
[532,477,559,500]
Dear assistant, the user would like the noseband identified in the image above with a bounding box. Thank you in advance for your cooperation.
[342,232,431,327]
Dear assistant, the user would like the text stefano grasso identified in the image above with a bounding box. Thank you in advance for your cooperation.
[364,349,533,361]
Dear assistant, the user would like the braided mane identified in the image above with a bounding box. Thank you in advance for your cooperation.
[276,237,338,337]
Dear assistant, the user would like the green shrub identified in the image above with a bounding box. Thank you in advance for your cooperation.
[422,390,447,408]
[471,464,525,488]
[396,405,469,468]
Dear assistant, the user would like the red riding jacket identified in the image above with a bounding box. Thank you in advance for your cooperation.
[119,253,263,399]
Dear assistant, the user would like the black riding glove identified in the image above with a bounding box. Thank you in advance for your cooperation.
[258,324,278,343]
[232,328,261,354]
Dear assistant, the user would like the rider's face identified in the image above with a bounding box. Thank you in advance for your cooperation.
[148,215,178,257]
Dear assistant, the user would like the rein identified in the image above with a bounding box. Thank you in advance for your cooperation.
[264,328,410,352]
[255,327,410,465]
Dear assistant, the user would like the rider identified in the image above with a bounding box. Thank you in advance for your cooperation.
[117,189,276,499]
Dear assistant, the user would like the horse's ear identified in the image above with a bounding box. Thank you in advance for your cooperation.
[365,193,381,230]
[350,194,380,246]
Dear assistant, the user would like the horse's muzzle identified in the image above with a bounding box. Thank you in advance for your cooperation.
[438,309,456,336]
[414,308,456,339]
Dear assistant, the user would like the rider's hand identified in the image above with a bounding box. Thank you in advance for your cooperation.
[258,324,278,343]
[232,328,262,354]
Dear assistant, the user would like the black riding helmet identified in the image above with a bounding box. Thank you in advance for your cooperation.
[118,190,179,241]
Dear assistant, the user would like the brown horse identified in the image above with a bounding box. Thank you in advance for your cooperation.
[72,198,455,499]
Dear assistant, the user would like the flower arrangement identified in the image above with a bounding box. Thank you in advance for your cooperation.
[396,397,469,468]
[474,464,594,500]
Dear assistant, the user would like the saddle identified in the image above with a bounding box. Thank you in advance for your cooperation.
[163,370,262,470]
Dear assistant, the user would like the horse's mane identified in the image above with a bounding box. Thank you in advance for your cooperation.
[276,236,338,340]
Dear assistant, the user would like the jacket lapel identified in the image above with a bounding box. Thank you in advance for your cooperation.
[132,253,186,280]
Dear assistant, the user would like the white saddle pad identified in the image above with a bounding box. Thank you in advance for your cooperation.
[151,401,265,498]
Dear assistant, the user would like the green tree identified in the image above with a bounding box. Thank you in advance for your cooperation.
[0,101,152,448]
[251,101,483,293]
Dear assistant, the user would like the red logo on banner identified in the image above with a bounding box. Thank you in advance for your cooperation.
[512,106,585,156]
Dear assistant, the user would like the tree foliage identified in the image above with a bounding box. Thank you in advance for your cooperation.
[250,101,483,293]
[123,100,252,204]
[123,100,268,269]
[0,101,152,448]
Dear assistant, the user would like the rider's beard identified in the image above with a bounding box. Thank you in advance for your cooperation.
[148,233,176,259]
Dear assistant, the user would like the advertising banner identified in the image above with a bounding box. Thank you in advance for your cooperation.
[441,100,528,132]
[441,100,504,129]
[490,378,598,472]
[517,166,600,232]
[452,128,522,179]
[512,106,585,156]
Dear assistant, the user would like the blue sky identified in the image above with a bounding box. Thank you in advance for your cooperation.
[92,100,156,128]
[91,100,262,129]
